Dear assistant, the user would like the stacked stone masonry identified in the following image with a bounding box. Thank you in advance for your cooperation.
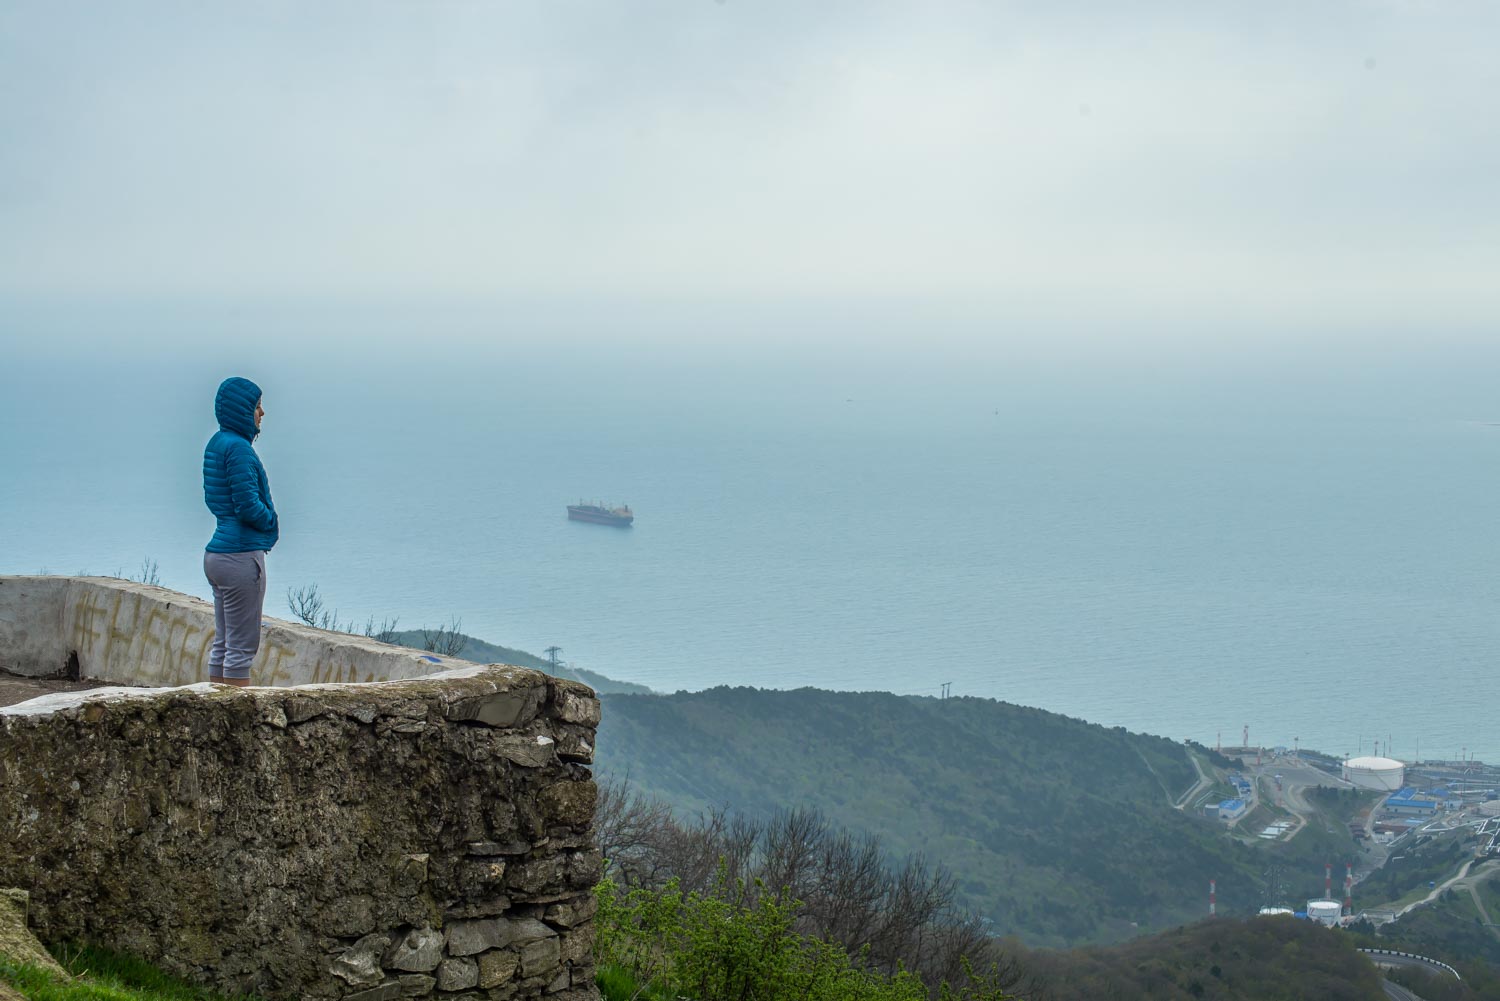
[0,593,602,1001]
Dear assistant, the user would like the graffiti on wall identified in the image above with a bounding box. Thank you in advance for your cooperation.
[64,583,426,688]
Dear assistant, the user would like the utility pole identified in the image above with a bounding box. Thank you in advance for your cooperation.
[940,681,952,700]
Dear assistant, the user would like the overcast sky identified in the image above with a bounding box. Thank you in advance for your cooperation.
[1,1,1496,348]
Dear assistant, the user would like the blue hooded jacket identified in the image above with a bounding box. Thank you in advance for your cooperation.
[203,377,279,553]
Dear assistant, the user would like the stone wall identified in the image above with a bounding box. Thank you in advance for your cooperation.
[0,580,602,1001]
[0,576,472,687]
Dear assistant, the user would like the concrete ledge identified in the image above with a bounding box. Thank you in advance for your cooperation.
[0,576,485,688]
[0,577,71,679]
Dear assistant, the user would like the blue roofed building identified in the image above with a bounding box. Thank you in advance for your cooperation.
[1385,787,1440,816]
[1219,799,1248,821]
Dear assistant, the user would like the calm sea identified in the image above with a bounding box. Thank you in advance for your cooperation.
[4,334,1497,763]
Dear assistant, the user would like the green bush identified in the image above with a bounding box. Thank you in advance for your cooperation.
[595,873,1019,1001]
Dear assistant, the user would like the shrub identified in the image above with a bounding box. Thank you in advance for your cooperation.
[595,871,1022,1001]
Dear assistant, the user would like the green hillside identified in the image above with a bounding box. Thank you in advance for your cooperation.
[595,687,1362,947]
[1019,915,1387,1001]
[386,630,654,694]
[1351,859,1500,971]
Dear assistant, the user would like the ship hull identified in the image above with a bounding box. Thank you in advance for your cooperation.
[567,506,634,527]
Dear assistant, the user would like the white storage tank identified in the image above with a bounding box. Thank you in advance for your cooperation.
[1306,899,1343,926]
[1343,756,1405,791]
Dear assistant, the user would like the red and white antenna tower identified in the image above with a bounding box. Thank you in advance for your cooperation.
[1344,863,1354,917]
[1216,731,1222,753]
[1210,880,1217,917]
[1243,724,1249,750]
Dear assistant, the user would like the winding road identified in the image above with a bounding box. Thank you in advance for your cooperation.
[1462,863,1499,937]
[1437,858,1499,939]
[1394,860,1476,918]
[1172,750,1212,810]
[1381,980,1426,1001]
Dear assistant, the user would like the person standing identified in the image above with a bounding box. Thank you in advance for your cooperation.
[202,376,278,687]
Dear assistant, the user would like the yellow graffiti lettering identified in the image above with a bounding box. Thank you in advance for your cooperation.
[50,581,446,692]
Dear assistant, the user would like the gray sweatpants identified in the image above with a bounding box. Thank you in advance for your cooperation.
[204,550,267,680]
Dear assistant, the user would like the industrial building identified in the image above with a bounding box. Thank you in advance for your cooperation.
[1218,799,1248,821]
[1306,899,1343,927]
[1384,787,1441,816]
[1343,755,1405,791]
[1372,820,1417,843]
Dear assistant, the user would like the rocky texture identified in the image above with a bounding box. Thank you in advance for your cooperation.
[0,668,600,1001]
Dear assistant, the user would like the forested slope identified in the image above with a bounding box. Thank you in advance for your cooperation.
[387,630,653,693]
[597,687,1277,945]
[1021,915,1387,1000]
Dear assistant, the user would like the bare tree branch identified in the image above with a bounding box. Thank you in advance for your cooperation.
[125,558,161,586]
[593,775,1035,997]
[287,584,325,627]
[363,615,401,644]
[420,616,467,657]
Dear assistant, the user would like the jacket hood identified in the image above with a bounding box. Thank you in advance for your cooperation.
[215,377,262,441]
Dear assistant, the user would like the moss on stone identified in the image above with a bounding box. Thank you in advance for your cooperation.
[0,670,600,1001]
[0,892,65,980]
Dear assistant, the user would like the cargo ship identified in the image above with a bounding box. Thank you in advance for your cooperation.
[567,502,634,527]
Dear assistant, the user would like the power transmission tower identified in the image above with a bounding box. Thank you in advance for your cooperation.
[544,646,563,672]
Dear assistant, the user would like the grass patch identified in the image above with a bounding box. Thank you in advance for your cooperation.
[597,962,676,1001]
[1388,886,1433,910]
[1360,838,1471,911]
[0,944,253,1001]
[1235,803,1282,836]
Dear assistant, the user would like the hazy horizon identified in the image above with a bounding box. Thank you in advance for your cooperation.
[5,346,1499,765]
[3,0,1498,348]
